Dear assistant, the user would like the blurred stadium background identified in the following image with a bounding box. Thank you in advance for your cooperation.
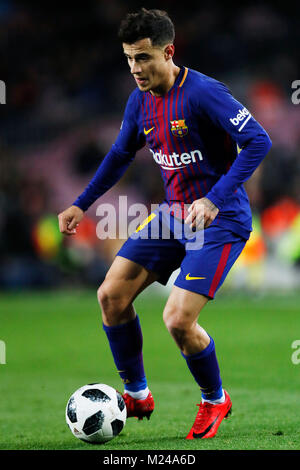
[1,0,300,294]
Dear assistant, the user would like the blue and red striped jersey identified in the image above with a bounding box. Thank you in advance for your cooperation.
[74,66,272,239]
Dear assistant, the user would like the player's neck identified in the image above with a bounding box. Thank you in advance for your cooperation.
[150,64,180,97]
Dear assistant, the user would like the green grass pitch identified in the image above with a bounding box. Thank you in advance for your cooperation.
[0,288,299,450]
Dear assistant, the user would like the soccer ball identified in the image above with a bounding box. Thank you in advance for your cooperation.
[65,383,127,443]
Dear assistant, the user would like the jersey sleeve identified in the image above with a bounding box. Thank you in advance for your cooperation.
[73,90,145,211]
[196,79,265,147]
[112,89,145,156]
[194,79,272,209]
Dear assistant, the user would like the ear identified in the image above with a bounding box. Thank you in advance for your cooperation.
[164,44,175,60]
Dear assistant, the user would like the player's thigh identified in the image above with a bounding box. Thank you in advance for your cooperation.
[98,255,159,307]
[174,226,247,299]
[163,285,209,329]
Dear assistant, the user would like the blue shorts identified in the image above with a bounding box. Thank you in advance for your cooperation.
[117,207,247,299]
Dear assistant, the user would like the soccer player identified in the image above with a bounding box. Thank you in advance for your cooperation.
[58,8,272,439]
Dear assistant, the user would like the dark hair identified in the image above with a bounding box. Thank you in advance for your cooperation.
[118,8,175,46]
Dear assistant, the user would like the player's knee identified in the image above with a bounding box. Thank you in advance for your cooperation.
[97,280,130,325]
[163,305,190,334]
[97,281,108,308]
[163,308,188,350]
[163,306,197,351]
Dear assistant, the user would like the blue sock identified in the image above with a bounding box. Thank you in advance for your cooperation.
[181,336,223,401]
[102,315,148,393]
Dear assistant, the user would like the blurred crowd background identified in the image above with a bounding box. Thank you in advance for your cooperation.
[0,0,300,291]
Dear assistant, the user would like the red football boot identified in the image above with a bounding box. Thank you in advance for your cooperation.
[122,391,155,421]
[186,390,232,439]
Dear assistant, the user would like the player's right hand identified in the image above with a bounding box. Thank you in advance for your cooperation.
[58,205,84,236]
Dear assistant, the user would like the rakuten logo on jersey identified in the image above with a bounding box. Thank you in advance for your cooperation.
[230,107,252,131]
[150,149,203,170]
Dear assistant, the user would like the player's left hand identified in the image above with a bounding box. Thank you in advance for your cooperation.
[185,197,219,230]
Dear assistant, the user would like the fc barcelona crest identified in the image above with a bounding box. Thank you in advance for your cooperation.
[170,119,188,137]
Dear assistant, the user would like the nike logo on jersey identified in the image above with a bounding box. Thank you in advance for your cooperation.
[229,107,252,132]
[185,273,206,280]
[144,127,154,135]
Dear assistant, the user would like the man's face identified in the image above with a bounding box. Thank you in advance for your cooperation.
[123,38,172,95]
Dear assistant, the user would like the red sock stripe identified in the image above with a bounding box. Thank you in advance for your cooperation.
[208,243,232,298]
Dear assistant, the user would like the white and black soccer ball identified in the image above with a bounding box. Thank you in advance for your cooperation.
[65,383,127,443]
